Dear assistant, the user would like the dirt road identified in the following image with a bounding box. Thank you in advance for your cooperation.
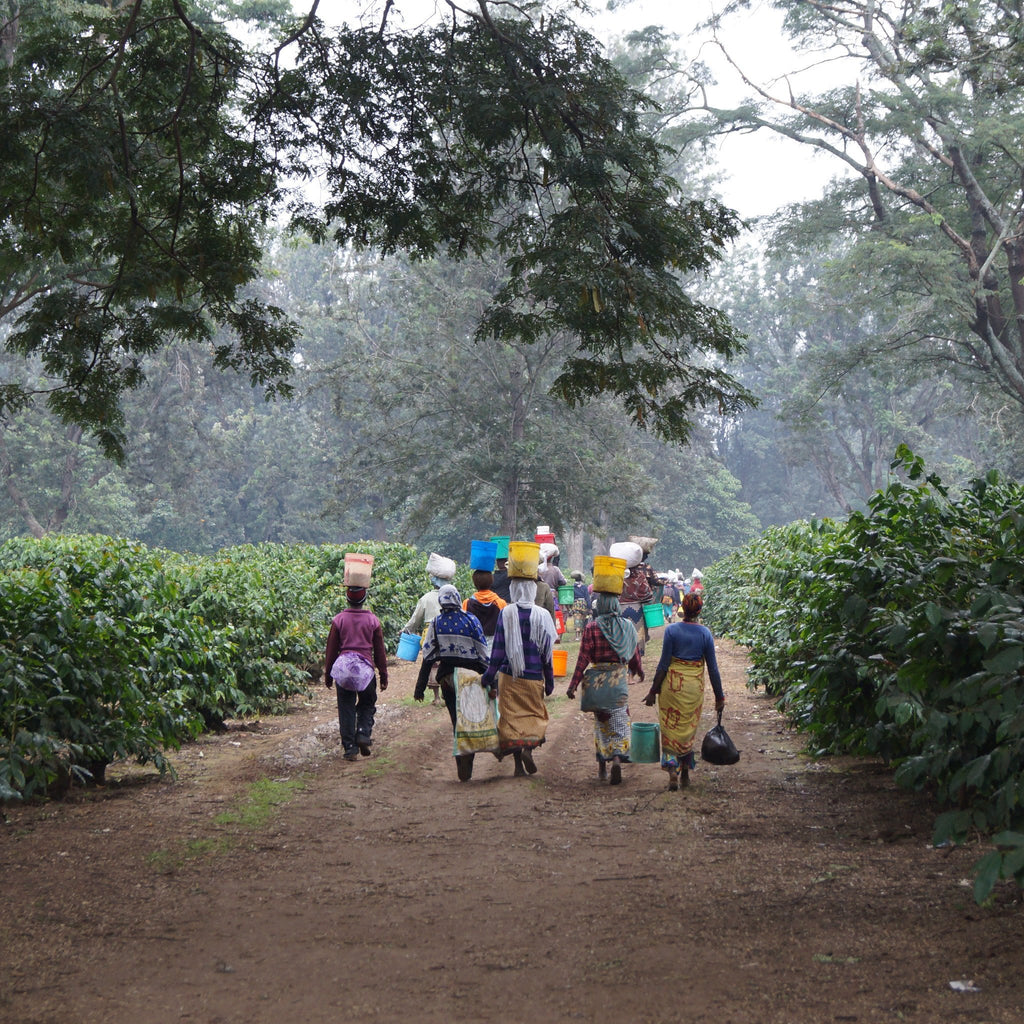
[2,638,1021,1023]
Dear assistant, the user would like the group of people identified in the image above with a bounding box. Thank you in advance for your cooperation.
[322,549,724,790]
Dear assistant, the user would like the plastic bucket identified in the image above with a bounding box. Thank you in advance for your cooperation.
[470,539,499,571]
[631,721,660,763]
[643,603,664,629]
[344,552,374,587]
[592,555,626,594]
[535,532,555,545]
[552,648,568,676]
[490,535,511,560]
[396,632,422,662]
[557,584,575,606]
[507,540,540,579]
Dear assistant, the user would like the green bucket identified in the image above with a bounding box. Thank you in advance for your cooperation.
[630,721,660,763]
[557,584,575,605]
[642,602,664,628]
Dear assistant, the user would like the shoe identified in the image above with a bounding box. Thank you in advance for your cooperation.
[609,760,622,786]
[667,768,679,791]
[598,762,608,781]
[344,749,359,762]
[357,737,372,756]
[456,754,474,782]
[520,749,537,775]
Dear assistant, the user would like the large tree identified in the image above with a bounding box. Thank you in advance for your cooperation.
[0,0,753,469]
[694,0,1024,411]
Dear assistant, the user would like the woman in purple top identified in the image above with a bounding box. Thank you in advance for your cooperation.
[324,585,389,761]
[481,577,557,776]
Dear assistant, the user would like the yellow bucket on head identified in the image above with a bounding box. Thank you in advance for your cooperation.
[507,540,540,579]
[592,555,627,594]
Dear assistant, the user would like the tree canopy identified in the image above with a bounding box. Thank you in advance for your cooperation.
[694,0,1024,411]
[1,0,753,461]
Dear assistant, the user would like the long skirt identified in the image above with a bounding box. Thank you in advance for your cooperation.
[453,668,500,756]
[657,658,705,771]
[593,705,631,763]
[496,672,548,753]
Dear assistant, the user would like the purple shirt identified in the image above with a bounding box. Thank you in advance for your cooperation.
[324,608,389,687]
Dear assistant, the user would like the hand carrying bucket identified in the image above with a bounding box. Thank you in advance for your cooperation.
[642,603,664,629]
[396,632,422,662]
[630,721,660,762]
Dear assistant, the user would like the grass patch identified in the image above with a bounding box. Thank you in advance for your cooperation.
[214,777,305,828]
[148,776,305,871]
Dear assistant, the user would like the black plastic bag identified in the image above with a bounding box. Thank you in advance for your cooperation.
[701,711,740,765]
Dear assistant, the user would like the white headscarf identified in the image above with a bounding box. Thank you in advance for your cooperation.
[501,578,556,678]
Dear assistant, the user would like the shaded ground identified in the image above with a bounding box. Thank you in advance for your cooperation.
[2,636,1022,1023]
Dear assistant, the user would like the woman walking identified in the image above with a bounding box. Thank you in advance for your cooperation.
[414,584,491,781]
[566,593,644,785]
[324,585,389,761]
[644,592,724,790]
[481,577,557,777]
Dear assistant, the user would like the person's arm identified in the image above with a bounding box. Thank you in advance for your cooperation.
[372,620,389,691]
[403,595,426,636]
[323,620,340,688]
[704,628,724,708]
[643,631,673,705]
[566,627,594,696]
[627,647,644,683]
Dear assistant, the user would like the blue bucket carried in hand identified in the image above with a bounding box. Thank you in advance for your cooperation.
[469,539,499,571]
[396,632,422,661]
[630,721,660,763]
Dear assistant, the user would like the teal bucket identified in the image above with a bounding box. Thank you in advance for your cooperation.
[490,535,511,560]
[396,632,422,662]
[630,721,660,763]
[642,602,664,629]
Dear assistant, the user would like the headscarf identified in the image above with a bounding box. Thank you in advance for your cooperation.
[437,583,462,609]
[501,578,556,678]
[593,593,638,661]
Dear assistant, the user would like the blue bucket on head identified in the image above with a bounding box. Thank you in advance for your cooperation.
[396,632,422,662]
[469,539,499,571]
[630,721,660,763]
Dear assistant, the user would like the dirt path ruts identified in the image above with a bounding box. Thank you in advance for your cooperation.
[2,638,1021,1024]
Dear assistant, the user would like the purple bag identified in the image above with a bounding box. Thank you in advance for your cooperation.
[330,651,375,692]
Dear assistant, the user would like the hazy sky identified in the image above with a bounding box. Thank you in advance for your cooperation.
[305,0,843,217]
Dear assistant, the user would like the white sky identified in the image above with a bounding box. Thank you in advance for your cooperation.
[305,0,846,218]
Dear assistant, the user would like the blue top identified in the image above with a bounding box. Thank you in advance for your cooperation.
[655,621,724,701]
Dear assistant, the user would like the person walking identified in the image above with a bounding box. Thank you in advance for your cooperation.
[403,554,456,705]
[643,592,724,790]
[324,585,389,761]
[462,570,506,641]
[570,570,591,641]
[481,577,557,777]
[414,584,491,781]
[565,593,644,784]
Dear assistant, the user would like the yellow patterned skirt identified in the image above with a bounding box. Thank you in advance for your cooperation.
[657,658,705,770]
[496,672,548,753]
